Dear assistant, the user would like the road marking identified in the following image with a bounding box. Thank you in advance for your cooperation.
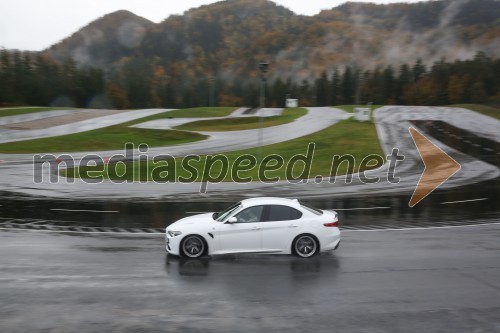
[483,148,494,152]
[333,207,391,211]
[50,209,120,213]
[0,227,164,235]
[3,221,500,236]
[343,221,500,232]
[408,127,461,207]
[440,198,488,205]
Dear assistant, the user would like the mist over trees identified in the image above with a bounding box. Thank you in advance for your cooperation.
[2,49,498,108]
[1,0,499,108]
[0,50,104,108]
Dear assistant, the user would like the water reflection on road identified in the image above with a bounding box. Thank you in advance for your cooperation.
[0,175,498,230]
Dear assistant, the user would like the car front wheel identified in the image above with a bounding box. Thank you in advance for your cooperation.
[293,234,318,258]
[180,235,206,259]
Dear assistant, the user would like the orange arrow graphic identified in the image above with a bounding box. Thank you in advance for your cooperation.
[408,127,461,207]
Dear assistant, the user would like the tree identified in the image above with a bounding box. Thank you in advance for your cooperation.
[314,71,329,106]
[330,68,340,105]
[412,58,427,81]
[397,63,413,104]
[106,82,128,109]
[341,66,355,104]
[447,75,469,104]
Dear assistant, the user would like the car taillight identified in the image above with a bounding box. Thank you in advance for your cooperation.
[323,221,338,227]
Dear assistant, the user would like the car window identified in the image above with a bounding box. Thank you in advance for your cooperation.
[265,205,302,222]
[216,203,241,222]
[233,205,265,223]
[300,202,323,216]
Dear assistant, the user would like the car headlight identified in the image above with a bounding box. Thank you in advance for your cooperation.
[167,230,182,237]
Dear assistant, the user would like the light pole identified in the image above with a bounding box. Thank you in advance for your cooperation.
[208,76,215,107]
[258,62,269,161]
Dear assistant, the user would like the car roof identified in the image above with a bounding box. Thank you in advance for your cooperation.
[240,197,300,208]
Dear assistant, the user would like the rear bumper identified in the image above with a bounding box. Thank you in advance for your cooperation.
[319,230,341,252]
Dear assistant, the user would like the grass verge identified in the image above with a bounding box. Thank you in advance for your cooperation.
[0,127,207,154]
[175,108,307,131]
[128,107,237,125]
[451,104,500,120]
[68,117,384,182]
[0,107,78,117]
[0,107,239,153]
[333,105,382,114]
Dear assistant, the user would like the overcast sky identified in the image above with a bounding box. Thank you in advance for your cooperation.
[0,0,426,51]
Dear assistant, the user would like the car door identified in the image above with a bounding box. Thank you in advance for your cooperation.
[216,205,265,253]
[260,205,303,252]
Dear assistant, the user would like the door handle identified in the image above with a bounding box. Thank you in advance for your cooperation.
[288,225,298,228]
[251,227,261,230]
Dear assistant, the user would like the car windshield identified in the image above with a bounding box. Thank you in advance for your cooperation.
[215,203,242,222]
[300,202,323,216]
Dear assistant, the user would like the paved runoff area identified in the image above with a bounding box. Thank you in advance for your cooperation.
[1,224,499,332]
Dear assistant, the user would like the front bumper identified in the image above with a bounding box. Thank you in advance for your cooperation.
[165,233,181,256]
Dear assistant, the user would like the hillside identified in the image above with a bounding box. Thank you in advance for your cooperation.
[46,0,500,78]
[47,10,154,68]
[2,0,499,109]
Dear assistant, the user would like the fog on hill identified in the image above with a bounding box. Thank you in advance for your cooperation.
[1,0,499,108]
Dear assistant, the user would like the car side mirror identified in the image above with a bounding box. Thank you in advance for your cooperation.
[226,217,237,224]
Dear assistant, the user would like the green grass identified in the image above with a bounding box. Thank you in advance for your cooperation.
[0,107,240,153]
[128,107,237,125]
[451,104,500,120]
[0,126,207,154]
[333,105,382,114]
[68,117,384,182]
[0,107,78,117]
[175,108,307,131]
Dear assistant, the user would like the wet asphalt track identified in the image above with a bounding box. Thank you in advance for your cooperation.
[1,225,500,333]
[1,106,499,332]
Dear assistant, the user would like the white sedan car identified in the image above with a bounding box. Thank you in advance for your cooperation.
[165,197,340,259]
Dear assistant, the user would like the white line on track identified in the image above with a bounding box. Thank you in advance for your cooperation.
[342,222,500,232]
[2,222,500,236]
[50,209,120,213]
[333,207,391,211]
[0,227,164,235]
[440,198,488,205]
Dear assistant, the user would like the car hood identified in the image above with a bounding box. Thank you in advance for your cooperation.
[168,213,215,229]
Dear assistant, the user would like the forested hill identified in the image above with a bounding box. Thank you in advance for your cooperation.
[48,10,154,69]
[46,0,500,78]
[2,0,499,109]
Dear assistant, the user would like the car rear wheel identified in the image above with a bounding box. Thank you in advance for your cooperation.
[181,235,206,259]
[293,234,318,258]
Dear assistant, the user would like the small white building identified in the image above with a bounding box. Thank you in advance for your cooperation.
[354,107,371,122]
[286,99,299,108]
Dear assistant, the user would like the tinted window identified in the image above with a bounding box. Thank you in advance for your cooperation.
[300,202,323,216]
[216,203,241,221]
[266,205,302,222]
[234,205,265,223]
